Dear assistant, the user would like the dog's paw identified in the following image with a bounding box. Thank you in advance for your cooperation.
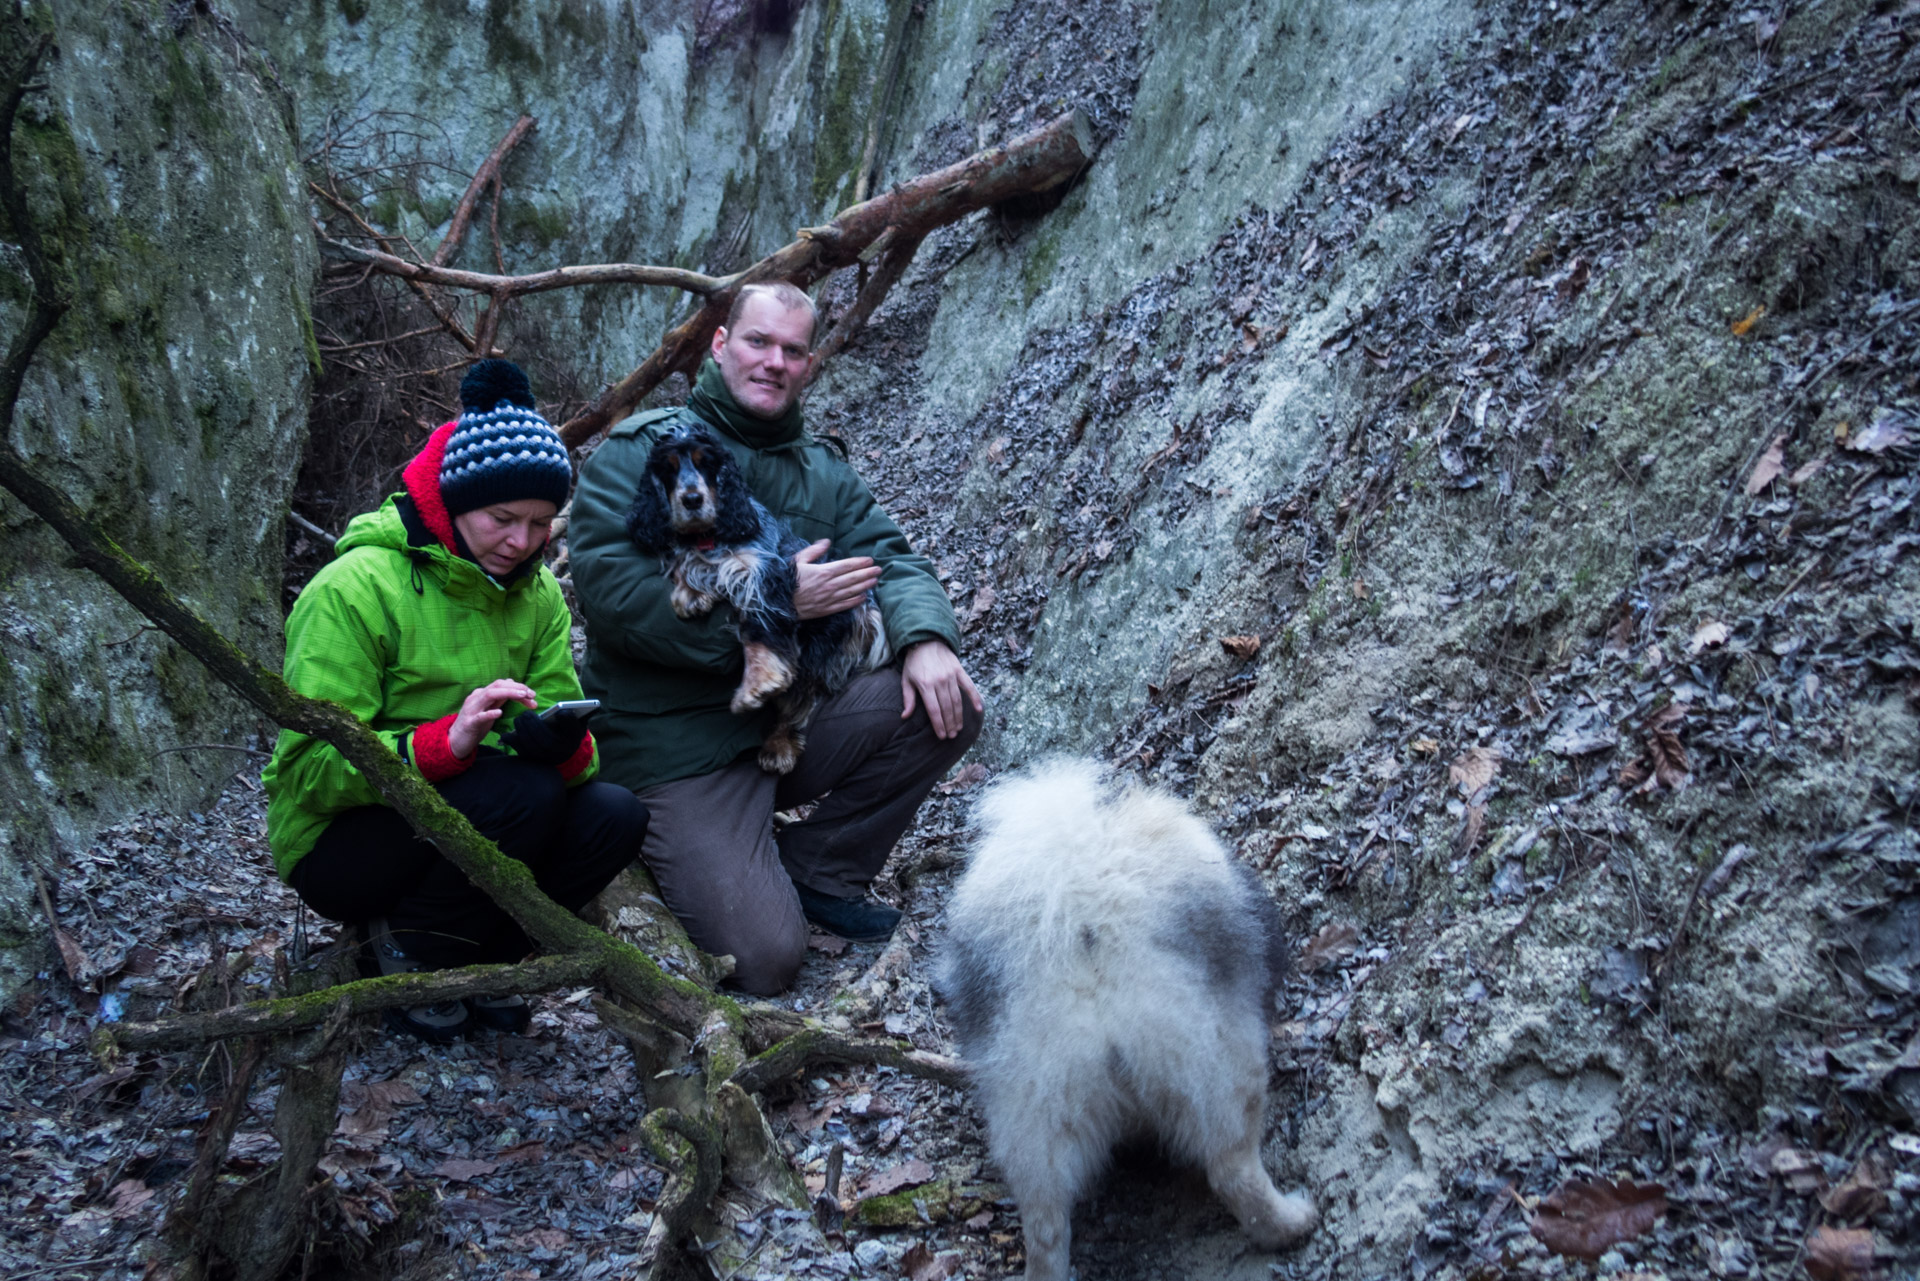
[671,585,716,619]
[733,644,795,712]
[758,739,800,774]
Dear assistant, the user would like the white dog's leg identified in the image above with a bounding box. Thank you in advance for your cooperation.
[1018,1192,1073,1281]
[1205,1134,1317,1247]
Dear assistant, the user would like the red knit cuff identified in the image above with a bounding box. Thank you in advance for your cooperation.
[411,713,473,782]
[558,731,595,782]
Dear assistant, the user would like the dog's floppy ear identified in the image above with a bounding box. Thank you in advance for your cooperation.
[710,446,763,543]
[625,468,673,552]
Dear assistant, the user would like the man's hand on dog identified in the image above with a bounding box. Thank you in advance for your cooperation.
[792,540,881,619]
[902,640,983,740]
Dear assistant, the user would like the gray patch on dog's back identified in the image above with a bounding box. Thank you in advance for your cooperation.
[1231,860,1290,1005]
[935,936,1005,1051]
[1152,883,1259,998]
[1152,867,1285,1011]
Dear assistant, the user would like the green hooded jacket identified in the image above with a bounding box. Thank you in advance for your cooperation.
[262,491,597,881]
[569,361,960,792]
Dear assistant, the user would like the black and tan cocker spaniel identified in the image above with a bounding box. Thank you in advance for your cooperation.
[624,423,890,773]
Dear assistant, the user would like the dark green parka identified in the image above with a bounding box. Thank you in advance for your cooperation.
[568,363,960,791]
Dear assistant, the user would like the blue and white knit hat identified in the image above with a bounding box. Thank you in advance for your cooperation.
[439,360,573,516]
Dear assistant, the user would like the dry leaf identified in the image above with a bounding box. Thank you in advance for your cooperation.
[106,1179,154,1219]
[1623,705,1691,795]
[1769,1145,1826,1194]
[1730,305,1766,336]
[53,926,93,987]
[938,761,989,794]
[1789,452,1830,485]
[1453,803,1487,859]
[435,1158,500,1182]
[1603,602,1636,654]
[1847,411,1911,454]
[1220,634,1262,659]
[1805,1226,1877,1281]
[1411,736,1440,755]
[860,1158,936,1198]
[497,1141,547,1166]
[1821,1154,1892,1220]
[901,1243,964,1281]
[1527,1178,1667,1260]
[1646,704,1691,790]
[1687,620,1731,656]
[807,932,850,956]
[1745,433,1786,495]
[1448,746,1502,797]
[1298,923,1360,973]
[366,1079,423,1108]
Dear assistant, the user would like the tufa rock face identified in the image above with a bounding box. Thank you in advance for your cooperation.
[0,3,316,997]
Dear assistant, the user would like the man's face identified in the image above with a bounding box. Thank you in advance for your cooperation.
[711,292,817,420]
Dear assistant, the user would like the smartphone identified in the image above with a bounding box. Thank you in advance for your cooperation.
[539,699,601,720]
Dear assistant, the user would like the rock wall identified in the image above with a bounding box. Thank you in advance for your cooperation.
[0,2,316,997]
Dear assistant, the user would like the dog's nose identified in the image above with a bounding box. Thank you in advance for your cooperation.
[680,489,704,510]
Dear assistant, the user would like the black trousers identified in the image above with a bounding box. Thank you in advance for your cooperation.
[288,755,648,969]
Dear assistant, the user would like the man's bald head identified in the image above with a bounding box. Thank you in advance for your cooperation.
[725,282,818,349]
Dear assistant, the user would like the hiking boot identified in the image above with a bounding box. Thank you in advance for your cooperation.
[363,919,473,1044]
[794,884,902,943]
[469,994,533,1035]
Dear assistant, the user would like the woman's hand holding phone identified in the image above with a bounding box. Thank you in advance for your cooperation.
[449,679,538,759]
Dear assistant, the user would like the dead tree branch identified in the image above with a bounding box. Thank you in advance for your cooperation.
[560,107,1094,447]
[432,113,535,268]
[308,180,480,352]
[811,228,925,369]
[101,952,600,1053]
[314,234,731,300]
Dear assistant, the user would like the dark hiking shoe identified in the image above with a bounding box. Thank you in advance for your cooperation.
[469,994,533,1035]
[794,885,902,943]
[364,919,473,1044]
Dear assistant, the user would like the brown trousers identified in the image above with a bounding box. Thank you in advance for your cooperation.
[635,669,982,994]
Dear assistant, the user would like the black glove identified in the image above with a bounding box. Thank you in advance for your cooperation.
[500,707,590,766]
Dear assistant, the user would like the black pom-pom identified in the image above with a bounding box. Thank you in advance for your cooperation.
[460,359,535,411]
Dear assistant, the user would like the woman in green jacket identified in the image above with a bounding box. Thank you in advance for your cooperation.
[263,361,646,1041]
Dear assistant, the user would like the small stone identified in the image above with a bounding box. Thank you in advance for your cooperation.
[852,1239,890,1270]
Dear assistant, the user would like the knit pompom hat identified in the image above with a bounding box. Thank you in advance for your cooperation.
[438,360,572,517]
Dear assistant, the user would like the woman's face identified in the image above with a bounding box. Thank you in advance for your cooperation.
[452,499,558,577]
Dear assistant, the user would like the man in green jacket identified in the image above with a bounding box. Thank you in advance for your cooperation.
[570,282,982,994]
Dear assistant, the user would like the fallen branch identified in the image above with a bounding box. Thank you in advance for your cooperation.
[558,107,1094,447]
[433,113,535,268]
[315,234,730,300]
[730,1024,967,1094]
[98,952,600,1053]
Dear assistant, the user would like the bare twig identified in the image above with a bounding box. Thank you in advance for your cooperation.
[811,229,925,369]
[308,182,480,353]
[432,113,536,268]
[286,509,337,544]
[316,233,730,300]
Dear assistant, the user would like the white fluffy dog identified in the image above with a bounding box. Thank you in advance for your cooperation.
[938,759,1317,1281]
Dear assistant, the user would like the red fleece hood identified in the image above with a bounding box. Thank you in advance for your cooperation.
[402,421,462,554]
